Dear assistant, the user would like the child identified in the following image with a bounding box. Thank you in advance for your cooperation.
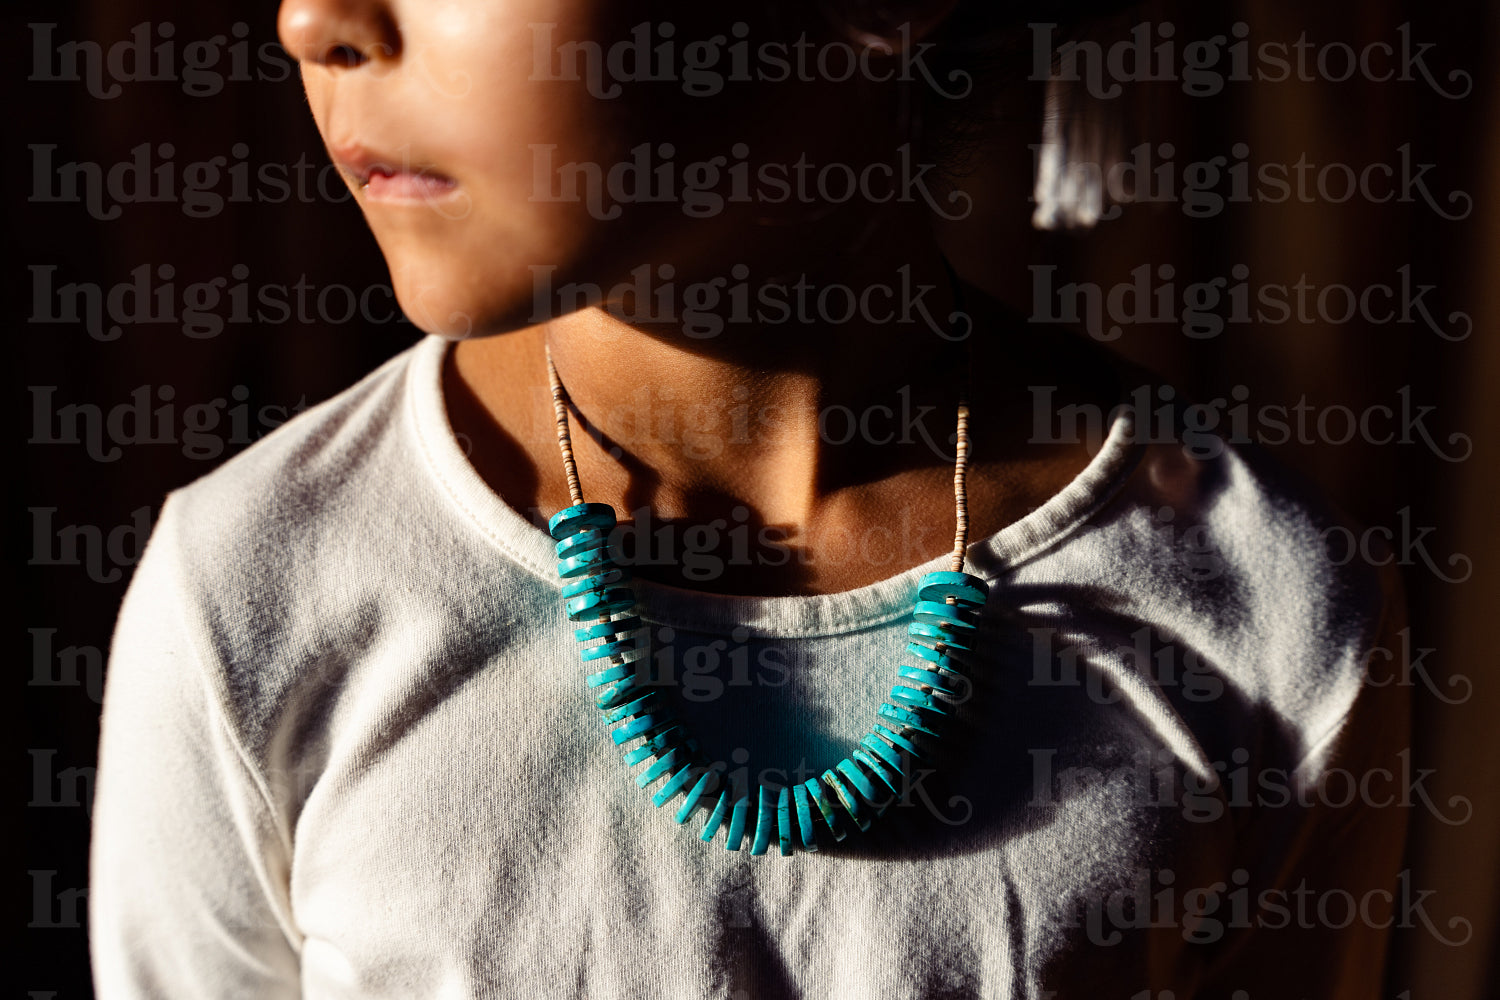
[90,1,1408,997]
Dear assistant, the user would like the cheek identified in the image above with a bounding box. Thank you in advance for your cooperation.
[351,1,792,336]
[425,4,636,205]
[298,67,335,150]
[393,7,647,285]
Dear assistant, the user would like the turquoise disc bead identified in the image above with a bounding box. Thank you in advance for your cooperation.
[907,621,973,651]
[581,636,643,664]
[905,641,967,673]
[872,722,925,758]
[652,762,700,807]
[879,701,940,736]
[566,587,637,621]
[860,733,908,772]
[750,785,776,856]
[557,546,614,579]
[612,711,674,744]
[805,778,846,842]
[601,691,658,724]
[574,615,642,642]
[916,571,990,607]
[776,786,793,856]
[637,745,689,786]
[675,771,718,824]
[726,794,751,851]
[586,663,634,688]
[889,685,950,715]
[562,567,630,600]
[835,758,880,804]
[555,527,608,559]
[622,727,684,766]
[595,675,644,710]
[821,768,871,832]
[897,664,959,696]
[852,748,903,797]
[700,788,733,842]
[913,600,980,630]
[793,783,818,852]
[547,502,617,540]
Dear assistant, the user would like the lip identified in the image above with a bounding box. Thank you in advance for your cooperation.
[329,142,459,202]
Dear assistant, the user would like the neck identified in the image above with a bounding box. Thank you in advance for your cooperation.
[445,213,1116,595]
[457,205,971,516]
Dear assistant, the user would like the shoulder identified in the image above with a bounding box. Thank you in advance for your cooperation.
[1114,430,1395,643]
[1037,392,1401,772]
[165,338,427,543]
[130,337,439,751]
[150,331,430,568]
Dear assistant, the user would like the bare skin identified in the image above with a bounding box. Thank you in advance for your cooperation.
[444,288,1117,595]
[278,0,1121,595]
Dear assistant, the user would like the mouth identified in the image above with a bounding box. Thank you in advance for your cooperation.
[330,143,459,202]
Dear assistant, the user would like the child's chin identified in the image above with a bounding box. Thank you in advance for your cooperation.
[386,272,542,341]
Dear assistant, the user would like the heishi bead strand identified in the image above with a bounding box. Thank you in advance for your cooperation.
[545,344,988,855]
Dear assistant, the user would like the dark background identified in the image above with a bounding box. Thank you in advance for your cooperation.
[16,1,1498,996]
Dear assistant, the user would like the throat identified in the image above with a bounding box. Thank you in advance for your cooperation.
[443,313,1115,599]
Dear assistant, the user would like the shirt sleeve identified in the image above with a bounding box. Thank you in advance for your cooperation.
[1192,564,1413,1000]
[89,496,304,998]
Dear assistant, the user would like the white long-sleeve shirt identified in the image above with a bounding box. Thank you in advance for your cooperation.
[89,333,1409,998]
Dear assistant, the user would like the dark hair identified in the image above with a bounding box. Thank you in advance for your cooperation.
[819,0,1147,195]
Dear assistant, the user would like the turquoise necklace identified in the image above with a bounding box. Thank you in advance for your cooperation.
[545,345,988,855]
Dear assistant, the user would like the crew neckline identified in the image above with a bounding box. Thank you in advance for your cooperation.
[408,334,1142,638]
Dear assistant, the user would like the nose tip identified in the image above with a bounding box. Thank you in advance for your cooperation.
[277,0,399,67]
